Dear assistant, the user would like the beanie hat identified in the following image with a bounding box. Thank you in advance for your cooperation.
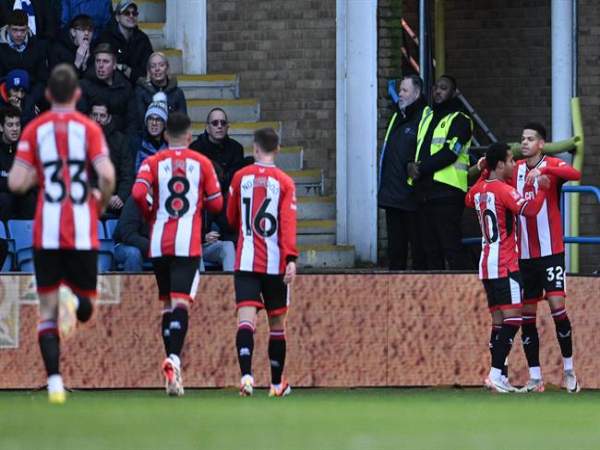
[145,101,168,123]
[6,69,30,91]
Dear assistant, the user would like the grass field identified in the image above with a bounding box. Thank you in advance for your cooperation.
[1,388,599,450]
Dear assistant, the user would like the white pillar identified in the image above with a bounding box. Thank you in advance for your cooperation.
[336,0,378,262]
[165,0,207,74]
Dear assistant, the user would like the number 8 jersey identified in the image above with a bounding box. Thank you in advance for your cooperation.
[14,110,109,250]
[227,162,298,275]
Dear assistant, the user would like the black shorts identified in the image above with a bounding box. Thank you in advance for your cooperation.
[152,256,200,303]
[234,270,289,317]
[482,271,523,312]
[519,253,566,303]
[34,249,98,297]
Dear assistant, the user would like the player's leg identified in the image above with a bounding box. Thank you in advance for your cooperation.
[234,271,263,396]
[33,250,65,404]
[263,274,291,397]
[63,250,99,325]
[151,258,172,356]
[548,295,579,392]
[519,258,543,391]
[488,309,504,378]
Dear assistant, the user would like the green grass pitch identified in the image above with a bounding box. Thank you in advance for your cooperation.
[1,388,599,450]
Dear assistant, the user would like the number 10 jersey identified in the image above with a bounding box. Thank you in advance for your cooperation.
[14,110,109,250]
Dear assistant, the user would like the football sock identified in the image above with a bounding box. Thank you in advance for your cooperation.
[236,321,255,377]
[38,320,60,376]
[492,317,521,371]
[551,307,573,358]
[521,314,541,370]
[268,329,286,385]
[161,308,172,357]
[75,295,93,322]
[167,306,188,358]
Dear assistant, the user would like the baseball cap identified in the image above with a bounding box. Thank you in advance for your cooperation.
[115,1,138,13]
[93,42,115,56]
[5,69,30,91]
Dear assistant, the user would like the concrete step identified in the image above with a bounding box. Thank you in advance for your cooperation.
[178,74,239,100]
[297,219,335,235]
[115,0,165,23]
[297,233,336,246]
[192,121,281,148]
[298,244,355,269]
[187,99,260,123]
[287,169,323,196]
[297,196,335,220]
[243,146,303,171]
[139,22,165,50]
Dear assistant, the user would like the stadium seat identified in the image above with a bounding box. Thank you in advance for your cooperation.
[97,220,114,272]
[7,220,34,272]
[0,221,13,272]
[104,219,118,238]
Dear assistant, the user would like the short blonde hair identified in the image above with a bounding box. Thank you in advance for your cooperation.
[146,52,170,81]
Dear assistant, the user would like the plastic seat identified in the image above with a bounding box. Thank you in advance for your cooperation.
[7,220,34,272]
[104,219,119,238]
[0,221,13,272]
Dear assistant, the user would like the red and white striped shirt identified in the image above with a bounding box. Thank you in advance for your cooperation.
[132,148,222,258]
[14,109,109,250]
[227,162,298,275]
[513,156,580,259]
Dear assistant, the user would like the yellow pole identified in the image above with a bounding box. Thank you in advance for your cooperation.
[570,98,584,273]
[434,0,445,77]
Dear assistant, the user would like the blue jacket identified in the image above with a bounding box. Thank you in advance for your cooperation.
[60,0,112,37]
[133,133,167,173]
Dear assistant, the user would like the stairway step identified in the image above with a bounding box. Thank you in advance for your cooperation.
[287,169,323,194]
[115,0,165,23]
[139,22,165,49]
[192,121,281,147]
[177,74,239,99]
[243,146,303,171]
[297,219,335,235]
[297,234,336,246]
[187,99,260,123]
[297,196,335,220]
[298,244,355,269]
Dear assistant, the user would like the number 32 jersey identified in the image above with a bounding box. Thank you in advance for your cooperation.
[227,162,298,275]
[133,148,223,258]
[14,110,109,250]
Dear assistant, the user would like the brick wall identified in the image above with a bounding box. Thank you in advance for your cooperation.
[206,0,336,189]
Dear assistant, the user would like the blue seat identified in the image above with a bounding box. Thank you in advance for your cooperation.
[104,219,119,238]
[96,220,114,272]
[7,220,34,272]
[0,221,13,272]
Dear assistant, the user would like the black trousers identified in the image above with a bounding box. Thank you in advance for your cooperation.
[385,207,426,270]
[416,196,469,270]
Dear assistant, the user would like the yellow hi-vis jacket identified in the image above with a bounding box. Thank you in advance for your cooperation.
[408,106,473,192]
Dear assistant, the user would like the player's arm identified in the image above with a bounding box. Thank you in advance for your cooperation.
[540,161,581,181]
[131,159,155,220]
[279,178,299,284]
[8,126,38,194]
[202,164,223,215]
[465,173,486,208]
[505,180,548,218]
[226,174,241,231]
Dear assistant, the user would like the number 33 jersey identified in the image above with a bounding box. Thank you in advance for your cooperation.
[466,179,528,280]
[227,162,298,275]
[14,110,109,250]
[133,148,223,258]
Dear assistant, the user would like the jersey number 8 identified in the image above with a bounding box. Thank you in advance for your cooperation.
[166,176,191,218]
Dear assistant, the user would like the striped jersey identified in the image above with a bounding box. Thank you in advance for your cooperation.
[14,109,109,250]
[227,162,298,275]
[132,148,222,258]
[513,156,580,260]
[466,178,527,279]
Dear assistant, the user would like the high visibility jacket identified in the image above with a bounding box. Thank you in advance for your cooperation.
[410,106,472,192]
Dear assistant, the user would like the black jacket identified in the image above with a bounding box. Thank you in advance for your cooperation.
[378,96,426,211]
[414,96,472,202]
[99,20,153,84]
[0,0,57,41]
[113,195,149,255]
[78,69,137,135]
[189,131,245,195]
[0,139,35,219]
[0,35,48,84]
[134,76,187,130]
[49,28,90,77]
[0,138,16,193]
[103,119,133,202]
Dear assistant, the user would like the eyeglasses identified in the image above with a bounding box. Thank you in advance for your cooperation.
[147,116,164,123]
[210,120,228,127]
[121,10,139,17]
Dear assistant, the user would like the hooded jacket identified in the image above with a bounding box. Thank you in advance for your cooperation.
[0,32,48,84]
[134,76,187,130]
[103,118,133,201]
[49,28,90,76]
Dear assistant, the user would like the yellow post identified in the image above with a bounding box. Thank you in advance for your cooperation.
[434,0,445,77]
[570,98,584,273]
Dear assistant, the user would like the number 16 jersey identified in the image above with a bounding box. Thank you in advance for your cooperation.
[227,162,298,275]
[14,110,109,251]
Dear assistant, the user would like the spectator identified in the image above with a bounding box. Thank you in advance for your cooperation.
[100,1,152,84]
[132,100,168,171]
[78,42,137,134]
[49,14,93,76]
[0,68,36,124]
[0,0,58,41]
[407,75,473,270]
[134,51,186,129]
[0,105,34,219]
[89,100,133,216]
[112,196,149,272]
[378,74,427,270]
[200,211,236,272]
[190,107,246,195]
[0,9,48,104]
[60,0,112,39]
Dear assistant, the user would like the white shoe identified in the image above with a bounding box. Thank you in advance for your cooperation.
[500,376,518,392]
[484,376,513,393]
[162,357,184,396]
[47,374,66,404]
[519,378,545,393]
[58,286,77,339]
[269,379,292,397]
[564,370,581,393]
[239,375,254,397]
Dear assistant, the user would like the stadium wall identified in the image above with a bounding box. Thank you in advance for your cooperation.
[1,273,598,389]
